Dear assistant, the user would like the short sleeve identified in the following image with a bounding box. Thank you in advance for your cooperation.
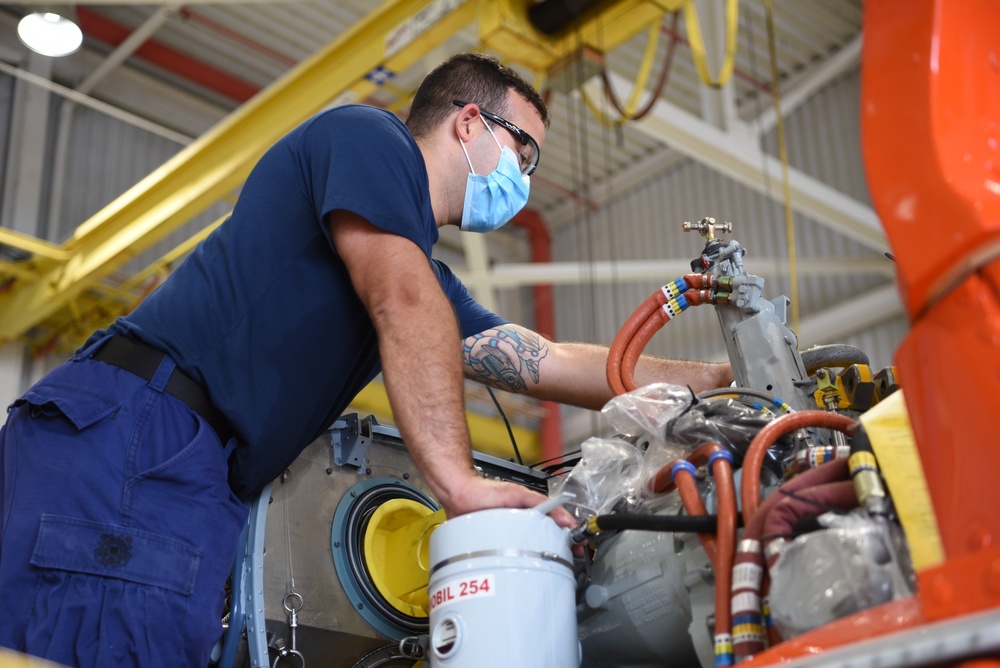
[296,106,437,256]
[432,259,507,337]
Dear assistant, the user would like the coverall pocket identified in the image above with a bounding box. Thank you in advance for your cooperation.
[24,515,200,665]
[13,381,120,431]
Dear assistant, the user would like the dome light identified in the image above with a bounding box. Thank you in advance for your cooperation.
[17,11,83,58]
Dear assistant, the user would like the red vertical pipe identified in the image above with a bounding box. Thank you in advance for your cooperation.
[510,209,562,461]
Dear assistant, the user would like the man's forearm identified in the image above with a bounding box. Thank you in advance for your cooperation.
[550,342,731,410]
[462,323,732,411]
[370,284,479,511]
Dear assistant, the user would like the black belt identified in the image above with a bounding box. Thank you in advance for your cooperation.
[94,336,235,446]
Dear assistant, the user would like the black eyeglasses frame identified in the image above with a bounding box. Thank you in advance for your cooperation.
[452,99,540,176]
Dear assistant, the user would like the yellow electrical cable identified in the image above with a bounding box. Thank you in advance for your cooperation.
[622,20,662,116]
[763,0,799,336]
[684,0,739,88]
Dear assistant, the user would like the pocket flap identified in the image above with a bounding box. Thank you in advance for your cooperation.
[31,515,202,595]
[19,381,119,430]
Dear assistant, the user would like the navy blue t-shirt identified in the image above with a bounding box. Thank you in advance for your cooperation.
[100,105,505,499]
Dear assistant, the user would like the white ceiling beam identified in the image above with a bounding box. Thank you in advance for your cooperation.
[76,4,178,95]
[454,256,894,288]
[543,147,688,230]
[797,283,904,348]
[592,72,886,252]
[0,61,193,144]
[748,35,862,135]
[460,232,499,312]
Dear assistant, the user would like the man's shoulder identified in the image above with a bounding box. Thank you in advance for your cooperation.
[303,104,409,138]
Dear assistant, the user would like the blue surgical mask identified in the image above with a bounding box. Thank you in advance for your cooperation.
[459,119,531,233]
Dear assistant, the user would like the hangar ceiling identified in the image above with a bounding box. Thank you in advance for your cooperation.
[0,0,872,352]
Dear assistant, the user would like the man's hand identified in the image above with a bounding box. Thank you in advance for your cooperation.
[442,473,577,530]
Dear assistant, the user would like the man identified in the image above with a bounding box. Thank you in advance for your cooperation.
[0,53,730,665]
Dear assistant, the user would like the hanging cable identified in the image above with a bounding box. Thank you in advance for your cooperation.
[684,0,740,88]
[602,12,681,121]
[763,0,800,336]
[486,385,522,465]
[582,12,682,127]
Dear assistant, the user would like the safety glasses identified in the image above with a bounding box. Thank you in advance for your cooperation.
[453,99,540,176]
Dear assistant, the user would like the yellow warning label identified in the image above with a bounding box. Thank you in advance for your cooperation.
[860,391,944,571]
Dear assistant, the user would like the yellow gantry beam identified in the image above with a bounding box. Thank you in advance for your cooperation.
[0,0,482,341]
[0,0,685,342]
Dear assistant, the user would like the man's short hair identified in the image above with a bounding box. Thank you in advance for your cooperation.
[406,52,549,139]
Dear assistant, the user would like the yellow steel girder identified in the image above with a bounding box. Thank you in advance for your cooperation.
[0,0,482,342]
[0,0,689,343]
[0,0,694,450]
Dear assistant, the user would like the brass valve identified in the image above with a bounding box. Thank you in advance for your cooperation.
[682,217,733,241]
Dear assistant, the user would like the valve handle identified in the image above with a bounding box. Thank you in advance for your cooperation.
[682,217,733,241]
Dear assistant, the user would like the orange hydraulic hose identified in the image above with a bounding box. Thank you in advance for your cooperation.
[621,308,669,391]
[607,290,666,395]
[686,442,722,467]
[740,411,858,527]
[710,450,738,657]
[672,460,718,567]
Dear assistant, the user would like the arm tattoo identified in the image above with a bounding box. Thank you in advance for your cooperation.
[463,325,549,392]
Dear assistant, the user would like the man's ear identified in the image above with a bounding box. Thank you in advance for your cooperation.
[453,102,481,143]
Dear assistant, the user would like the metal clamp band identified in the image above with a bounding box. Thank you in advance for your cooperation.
[430,548,572,575]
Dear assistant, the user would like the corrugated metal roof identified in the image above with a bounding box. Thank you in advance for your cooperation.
[12,0,865,221]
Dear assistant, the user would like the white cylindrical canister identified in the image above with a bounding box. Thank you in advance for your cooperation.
[427,508,579,667]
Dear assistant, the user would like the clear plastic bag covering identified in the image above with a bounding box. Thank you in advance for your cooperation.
[768,510,909,638]
[602,383,695,445]
[601,383,793,471]
[547,436,643,521]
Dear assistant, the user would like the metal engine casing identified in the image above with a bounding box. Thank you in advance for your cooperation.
[577,496,709,668]
[255,425,435,666]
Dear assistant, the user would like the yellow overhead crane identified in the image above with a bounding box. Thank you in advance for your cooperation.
[0,0,715,347]
[0,0,723,455]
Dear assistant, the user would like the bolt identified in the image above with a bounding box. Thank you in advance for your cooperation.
[351,491,357,497]
[334,541,341,548]
[365,468,372,475]
[403,473,410,480]
[358,603,364,610]
[326,468,333,475]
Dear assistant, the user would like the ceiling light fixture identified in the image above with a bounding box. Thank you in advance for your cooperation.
[17,9,83,58]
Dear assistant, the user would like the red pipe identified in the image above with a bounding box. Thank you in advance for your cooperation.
[510,210,562,462]
[177,9,298,67]
[76,7,261,104]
